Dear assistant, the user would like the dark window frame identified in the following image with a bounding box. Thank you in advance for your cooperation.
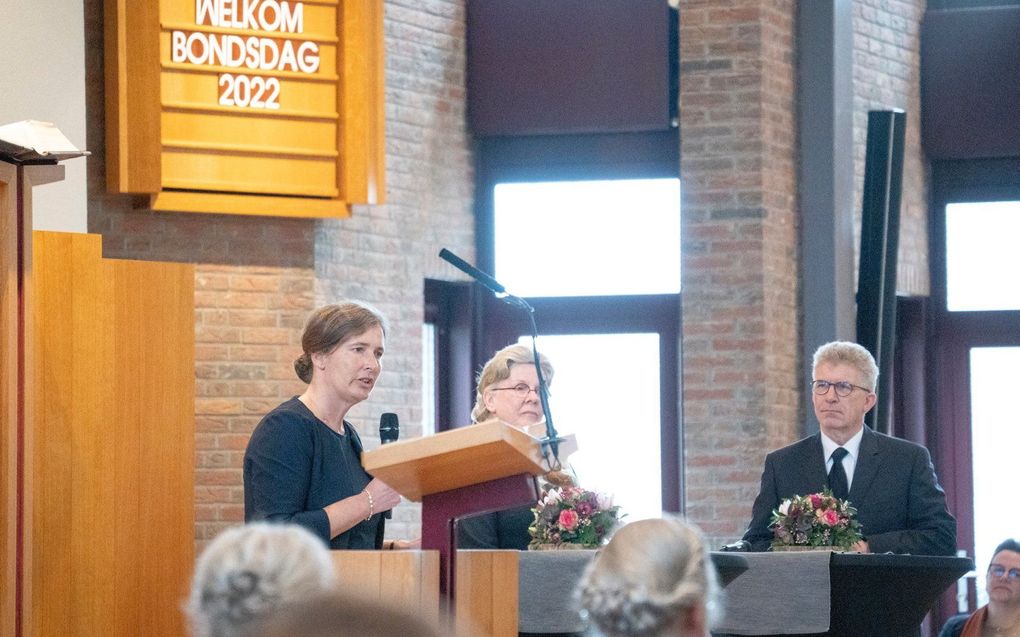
[466,130,684,513]
[929,157,1020,612]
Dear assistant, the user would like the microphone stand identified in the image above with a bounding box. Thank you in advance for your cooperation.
[438,249,563,467]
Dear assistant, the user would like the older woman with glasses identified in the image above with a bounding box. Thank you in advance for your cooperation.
[456,343,574,550]
[939,538,1020,637]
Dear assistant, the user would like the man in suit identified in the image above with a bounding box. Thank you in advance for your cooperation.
[742,341,956,555]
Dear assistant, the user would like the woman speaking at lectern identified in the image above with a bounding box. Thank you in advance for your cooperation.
[243,301,403,550]
[456,343,575,550]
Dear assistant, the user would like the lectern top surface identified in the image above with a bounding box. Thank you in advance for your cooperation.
[362,421,576,501]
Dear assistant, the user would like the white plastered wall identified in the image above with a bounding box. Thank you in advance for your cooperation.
[0,0,87,232]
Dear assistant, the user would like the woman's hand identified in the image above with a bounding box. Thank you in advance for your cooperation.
[324,478,402,539]
[364,477,402,514]
[385,538,422,550]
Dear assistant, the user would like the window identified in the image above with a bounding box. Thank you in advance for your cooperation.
[945,201,1020,311]
[522,333,663,519]
[930,158,1020,618]
[969,346,1020,606]
[494,178,681,297]
[491,176,682,516]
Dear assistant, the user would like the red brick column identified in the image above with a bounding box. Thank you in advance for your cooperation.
[678,1,800,543]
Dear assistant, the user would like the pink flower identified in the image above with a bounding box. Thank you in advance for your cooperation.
[810,493,823,509]
[821,509,840,526]
[558,509,579,531]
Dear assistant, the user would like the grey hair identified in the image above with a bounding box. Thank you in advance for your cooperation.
[812,340,879,391]
[576,517,720,637]
[471,344,554,423]
[185,523,337,637]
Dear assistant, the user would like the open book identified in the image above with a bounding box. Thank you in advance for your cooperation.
[0,120,89,163]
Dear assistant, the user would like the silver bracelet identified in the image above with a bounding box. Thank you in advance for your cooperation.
[364,489,374,521]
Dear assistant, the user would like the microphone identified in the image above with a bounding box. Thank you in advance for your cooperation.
[380,412,399,444]
[379,413,399,519]
[439,248,506,296]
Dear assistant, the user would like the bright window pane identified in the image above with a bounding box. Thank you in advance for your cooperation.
[970,347,1020,606]
[946,201,1020,311]
[494,179,681,297]
[522,334,662,521]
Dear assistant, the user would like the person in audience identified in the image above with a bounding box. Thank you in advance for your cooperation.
[939,538,1020,637]
[576,517,719,637]
[456,343,572,550]
[247,593,444,637]
[742,340,957,555]
[244,302,408,550]
[185,522,336,637]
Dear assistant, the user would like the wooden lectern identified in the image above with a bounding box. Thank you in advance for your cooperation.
[363,421,575,596]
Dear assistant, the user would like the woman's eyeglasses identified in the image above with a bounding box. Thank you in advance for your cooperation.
[489,383,542,398]
[988,564,1020,580]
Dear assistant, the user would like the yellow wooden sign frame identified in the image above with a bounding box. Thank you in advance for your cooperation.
[105,0,385,218]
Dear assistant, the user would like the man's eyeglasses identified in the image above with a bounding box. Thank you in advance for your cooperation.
[988,564,1020,581]
[489,383,542,398]
[811,380,872,397]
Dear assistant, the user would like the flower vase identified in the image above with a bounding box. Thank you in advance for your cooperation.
[772,545,846,552]
[531,542,596,551]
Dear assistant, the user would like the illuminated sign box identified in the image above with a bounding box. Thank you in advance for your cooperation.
[106,0,384,218]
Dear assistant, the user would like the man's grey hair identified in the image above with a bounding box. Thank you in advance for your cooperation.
[812,341,879,391]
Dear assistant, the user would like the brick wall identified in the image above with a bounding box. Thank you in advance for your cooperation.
[82,0,930,551]
[678,1,800,544]
[83,0,474,546]
[853,0,929,296]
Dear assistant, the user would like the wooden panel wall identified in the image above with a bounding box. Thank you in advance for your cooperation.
[454,551,518,637]
[29,231,194,637]
[332,550,441,626]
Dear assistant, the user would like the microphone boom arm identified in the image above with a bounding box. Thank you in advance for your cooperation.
[438,249,562,466]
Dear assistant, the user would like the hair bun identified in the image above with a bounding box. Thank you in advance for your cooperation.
[294,353,313,383]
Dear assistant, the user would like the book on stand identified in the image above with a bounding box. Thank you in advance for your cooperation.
[0,120,89,164]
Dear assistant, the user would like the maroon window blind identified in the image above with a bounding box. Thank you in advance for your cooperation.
[467,0,675,137]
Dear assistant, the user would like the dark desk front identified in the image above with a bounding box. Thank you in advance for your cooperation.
[710,552,972,636]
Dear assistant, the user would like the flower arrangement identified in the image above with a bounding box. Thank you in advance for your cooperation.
[528,486,622,550]
[769,490,863,551]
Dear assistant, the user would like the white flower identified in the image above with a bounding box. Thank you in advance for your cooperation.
[596,491,613,510]
[779,499,791,516]
[543,488,562,506]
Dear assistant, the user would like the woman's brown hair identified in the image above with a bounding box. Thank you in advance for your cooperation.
[293,302,388,383]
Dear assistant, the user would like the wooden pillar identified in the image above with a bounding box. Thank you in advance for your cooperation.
[0,161,65,637]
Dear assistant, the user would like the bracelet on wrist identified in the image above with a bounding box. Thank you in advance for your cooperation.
[364,489,374,521]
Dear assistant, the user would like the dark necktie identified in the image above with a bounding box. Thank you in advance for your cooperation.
[828,447,849,500]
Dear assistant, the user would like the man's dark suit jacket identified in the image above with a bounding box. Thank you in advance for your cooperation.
[742,426,957,555]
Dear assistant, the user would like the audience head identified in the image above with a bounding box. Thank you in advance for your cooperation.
[471,343,554,430]
[294,301,388,384]
[185,523,337,637]
[576,517,719,637]
[249,593,443,637]
[987,538,1020,606]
